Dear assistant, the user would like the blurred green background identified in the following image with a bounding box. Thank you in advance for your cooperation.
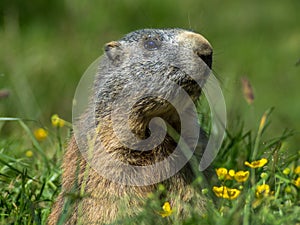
[0,0,299,151]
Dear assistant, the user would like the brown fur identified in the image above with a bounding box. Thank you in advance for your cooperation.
[48,28,213,224]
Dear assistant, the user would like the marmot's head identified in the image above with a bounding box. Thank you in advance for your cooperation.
[104,28,212,68]
[94,29,212,138]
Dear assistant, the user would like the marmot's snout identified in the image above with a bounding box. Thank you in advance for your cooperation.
[190,33,213,68]
[194,43,212,68]
[178,31,213,68]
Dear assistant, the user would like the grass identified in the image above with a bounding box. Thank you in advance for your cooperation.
[0,109,299,225]
[0,118,63,225]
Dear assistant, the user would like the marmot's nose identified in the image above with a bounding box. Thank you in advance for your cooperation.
[194,42,212,68]
[191,33,213,68]
[178,31,213,68]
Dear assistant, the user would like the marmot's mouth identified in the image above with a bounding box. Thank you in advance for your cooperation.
[166,66,208,100]
[196,48,213,69]
[177,78,202,98]
[129,81,202,120]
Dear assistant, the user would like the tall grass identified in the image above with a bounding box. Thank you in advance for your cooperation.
[0,110,299,224]
[0,117,62,225]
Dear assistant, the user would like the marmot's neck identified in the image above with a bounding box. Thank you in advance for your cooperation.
[128,109,181,140]
[96,110,181,166]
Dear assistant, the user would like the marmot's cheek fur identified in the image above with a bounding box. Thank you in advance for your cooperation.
[48,28,213,225]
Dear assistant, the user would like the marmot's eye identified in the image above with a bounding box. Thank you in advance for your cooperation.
[143,37,161,50]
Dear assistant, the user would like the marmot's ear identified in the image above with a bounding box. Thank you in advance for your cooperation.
[104,41,122,61]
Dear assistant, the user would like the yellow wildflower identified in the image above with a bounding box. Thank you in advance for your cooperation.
[215,168,235,180]
[25,150,33,157]
[283,168,291,175]
[34,128,48,141]
[245,158,268,168]
[213,186,241,200]
[228,169,236,177]
[226,188,241,200]
[294,166,300,175]
[216,168,228,180]
[293,177,300,188]
[51,114,65,127]
[255,184,270,198]
[159,202,173,218]
[234,171,250,182]
[213,186,225,198]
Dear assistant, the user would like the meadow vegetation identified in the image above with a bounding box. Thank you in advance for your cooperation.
[0,0,299,224]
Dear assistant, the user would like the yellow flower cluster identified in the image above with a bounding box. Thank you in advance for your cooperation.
[159,202,173,218]
[213,167,249,200]
[213,186,241,200]
[214,158,269,200]
[216,168,249,182]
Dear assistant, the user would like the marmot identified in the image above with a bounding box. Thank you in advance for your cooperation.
[48,28,213,224]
